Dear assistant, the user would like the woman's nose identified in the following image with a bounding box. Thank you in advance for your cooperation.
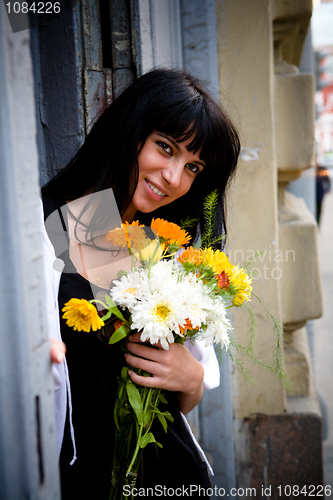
[162,163,183,187]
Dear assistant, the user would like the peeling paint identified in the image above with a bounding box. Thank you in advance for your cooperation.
[240,147,261,161]
[116,40,130,51]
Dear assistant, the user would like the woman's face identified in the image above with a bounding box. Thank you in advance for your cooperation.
[123,131,205,222]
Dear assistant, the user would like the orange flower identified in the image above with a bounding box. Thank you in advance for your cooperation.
[216,271,230,290]
[178,318,199,336]
[113,319,125,331]
[177,247,204,266]
[151,218,190,247]
[106,221,145,248]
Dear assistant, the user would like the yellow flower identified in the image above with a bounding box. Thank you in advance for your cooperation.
[227,265,253,307]
[202,248,233,275]
[132,238,165,266]
[177,247,204,266]
[106,221,145,248]
[62,298,104,332]
[151,218,191,247]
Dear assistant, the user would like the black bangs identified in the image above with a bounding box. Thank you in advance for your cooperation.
[139,74,230,169]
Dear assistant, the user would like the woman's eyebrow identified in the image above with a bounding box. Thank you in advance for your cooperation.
[156,133,206,168]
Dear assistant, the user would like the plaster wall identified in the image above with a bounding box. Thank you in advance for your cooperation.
[216,0,285,417]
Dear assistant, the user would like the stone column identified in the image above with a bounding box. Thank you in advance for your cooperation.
[215,0,323,493]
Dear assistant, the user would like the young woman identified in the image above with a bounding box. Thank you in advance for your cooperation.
[42,68,240,499]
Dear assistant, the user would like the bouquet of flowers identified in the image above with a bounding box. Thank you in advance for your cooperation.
[62,192,285,500]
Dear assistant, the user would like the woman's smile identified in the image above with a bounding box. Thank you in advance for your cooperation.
[145,180,166,198]
[123,131,205,222]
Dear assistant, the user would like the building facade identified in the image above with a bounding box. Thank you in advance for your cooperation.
[0,1,323,498]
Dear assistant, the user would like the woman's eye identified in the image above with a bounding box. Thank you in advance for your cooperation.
[157,141,172,155]
[186,163,200,174]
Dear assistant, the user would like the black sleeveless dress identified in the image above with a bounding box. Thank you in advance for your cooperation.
[43,193,211,499]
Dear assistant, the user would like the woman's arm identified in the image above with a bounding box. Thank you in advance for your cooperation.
[125,333,204,414]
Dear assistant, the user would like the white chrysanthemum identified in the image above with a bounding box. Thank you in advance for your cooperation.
[144,260,179,294]
[110,271,143,310]
[130,289,188,350]
[201,299,232,349]
[177,274,212,330]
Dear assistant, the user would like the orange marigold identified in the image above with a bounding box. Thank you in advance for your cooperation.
[177,247,204,266]
[151,218,190,247]
[106,221,145,248]
[113,319,125,331]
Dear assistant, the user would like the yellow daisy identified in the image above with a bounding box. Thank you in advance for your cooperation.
[62,298,104,332]
[203,248,233,275]
[151,218,191,247]
[227,265,253,307]
[132,238,165,266]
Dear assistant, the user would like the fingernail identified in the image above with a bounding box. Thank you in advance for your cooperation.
[124,353,128,358]
[57,352,64,364]
[128,370,132,376]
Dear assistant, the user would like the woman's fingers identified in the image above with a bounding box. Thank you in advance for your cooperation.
[127,369,164,389]
[124,351,162,376]
[126,340,163,362]
[128,332,164,349]
[50,338,66,364]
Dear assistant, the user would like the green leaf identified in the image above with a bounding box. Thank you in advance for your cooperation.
[143,410,152,427]
[121,367,129,381]
[101,310,112,321]
[157,413,167,433]
[117,270,129,280]
[109,324,130,344]
[158,393,168,404]
[139,432,160,448]
[105,295,117,308]
[163,411,174,423]
[111,307,128,322]
[126,380,143,425]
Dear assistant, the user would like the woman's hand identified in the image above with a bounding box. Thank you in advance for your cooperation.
[50,338,66,364]
[125,333,204,414]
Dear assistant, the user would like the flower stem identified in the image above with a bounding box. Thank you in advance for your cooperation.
[126,386,154,476]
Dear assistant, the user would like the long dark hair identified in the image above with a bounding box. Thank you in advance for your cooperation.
[42,68,240,247]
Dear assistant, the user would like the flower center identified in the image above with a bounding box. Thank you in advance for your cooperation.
[153,304,171,321]
[125,287,137,294]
